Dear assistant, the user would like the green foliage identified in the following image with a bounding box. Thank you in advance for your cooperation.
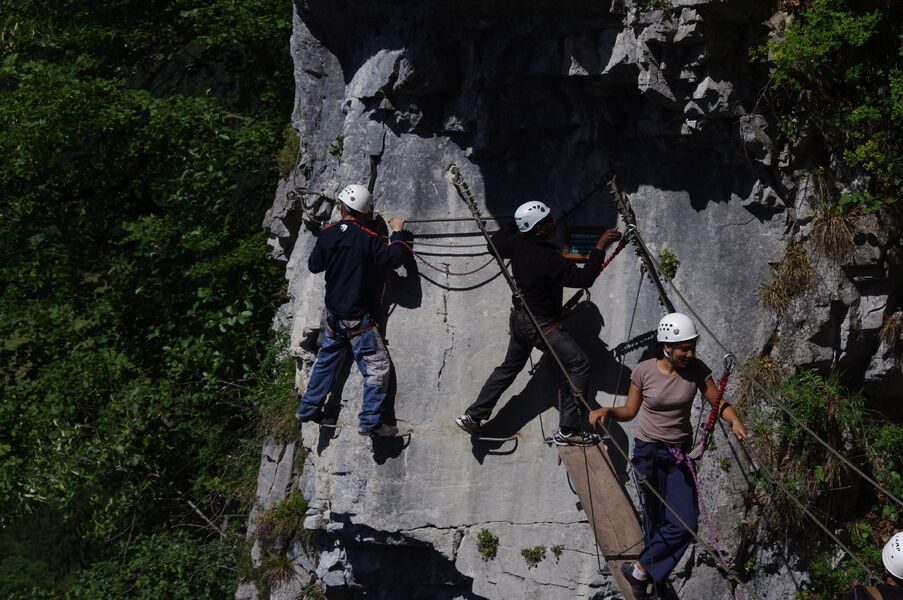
[256,492,310,550]
[520,545,546,568]
[741,367,899,594]
[803,521,884,599]
[879,311,903,350]
[258,553,297,589]
[757,244,815,313]
[476,528,499,561]
[328,134,345,159]
[758,280,792,314]
[551,544,564,561]
[811,199,856,260]
[0,0,293,594]
[276,126,300,178]
[258,354,301,442]
[761,0,902,206]
[301,581,327,599]
[657,246,680,280]
[64,530,236,600]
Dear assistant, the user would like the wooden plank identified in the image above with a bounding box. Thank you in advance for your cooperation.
[559,443,646,600]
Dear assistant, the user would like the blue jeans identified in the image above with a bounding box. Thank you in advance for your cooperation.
[632,439,698,583]
[296,313,391,431]
[466,308,588,431]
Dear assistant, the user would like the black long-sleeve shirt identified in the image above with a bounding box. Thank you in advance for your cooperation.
[308,219,405,319]
[489,223,604,320]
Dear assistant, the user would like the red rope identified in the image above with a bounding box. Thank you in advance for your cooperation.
[598,236,629,274]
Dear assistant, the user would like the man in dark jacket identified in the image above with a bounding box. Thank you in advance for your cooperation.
[456,200,621,445]
[296,184,407,437]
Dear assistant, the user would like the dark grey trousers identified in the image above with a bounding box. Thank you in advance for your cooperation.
[465,308,590,431]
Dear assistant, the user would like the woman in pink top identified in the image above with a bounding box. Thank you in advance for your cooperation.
[588,313,747,599]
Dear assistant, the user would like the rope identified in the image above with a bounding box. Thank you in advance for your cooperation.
[688,355,735,461]
[597,232,631,275]
[670,447,736,590]
[628,227,903,511]
[390,240,495,277]
[417,271,503,292]
[445,165,760,599]
[407,240,489,248]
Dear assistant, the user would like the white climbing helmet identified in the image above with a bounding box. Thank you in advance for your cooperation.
[657,312,699,343]
[514,201,552,233]
[884,531,903,579]
[337,184,372,214]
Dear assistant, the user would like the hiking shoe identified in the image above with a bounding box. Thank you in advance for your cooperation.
[295,407,322,424]
[620,562,650,599]
[359,424,399,437]
[455,414,482,436]
[552,430,600,446]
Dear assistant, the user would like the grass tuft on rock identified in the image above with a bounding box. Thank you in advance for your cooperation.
[476,528,499,561]
[520,545,546,568]
[256,492,309,550]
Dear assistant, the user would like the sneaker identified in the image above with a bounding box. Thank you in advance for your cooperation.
[359,424,399,437]
[455,414,482,436]
[552,430,600,446]
[620,562,650,599]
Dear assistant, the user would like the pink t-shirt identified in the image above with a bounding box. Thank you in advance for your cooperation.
[630,358,713,444]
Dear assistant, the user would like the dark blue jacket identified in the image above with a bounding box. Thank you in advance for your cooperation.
[309,219,405,319]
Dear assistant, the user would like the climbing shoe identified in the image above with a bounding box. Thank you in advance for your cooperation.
[620,562,650,599]
[552,430,600,446]
[455,414,482,436]
[359,424,399,437]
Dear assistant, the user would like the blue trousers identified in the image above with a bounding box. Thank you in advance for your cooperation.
[632,439,699,583]
[296,313,391,431]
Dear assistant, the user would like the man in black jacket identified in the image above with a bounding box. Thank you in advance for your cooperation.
[295,184,407,437]
[456,200,621,445]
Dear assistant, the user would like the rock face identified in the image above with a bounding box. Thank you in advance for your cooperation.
[246,1,900,598]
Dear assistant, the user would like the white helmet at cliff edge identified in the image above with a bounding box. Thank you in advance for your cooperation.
[885,531,903,579]
[337,184,372,213]
[657,312,699,343]
[515,201,551,232]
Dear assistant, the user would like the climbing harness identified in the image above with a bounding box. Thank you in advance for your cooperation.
[688,353,735,461]
[446,163,761,600]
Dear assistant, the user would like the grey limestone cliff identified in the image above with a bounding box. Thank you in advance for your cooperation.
[242,0,901,598]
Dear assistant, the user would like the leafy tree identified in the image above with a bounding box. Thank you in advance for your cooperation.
[760,0,901,208]
[0,0,292,594]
